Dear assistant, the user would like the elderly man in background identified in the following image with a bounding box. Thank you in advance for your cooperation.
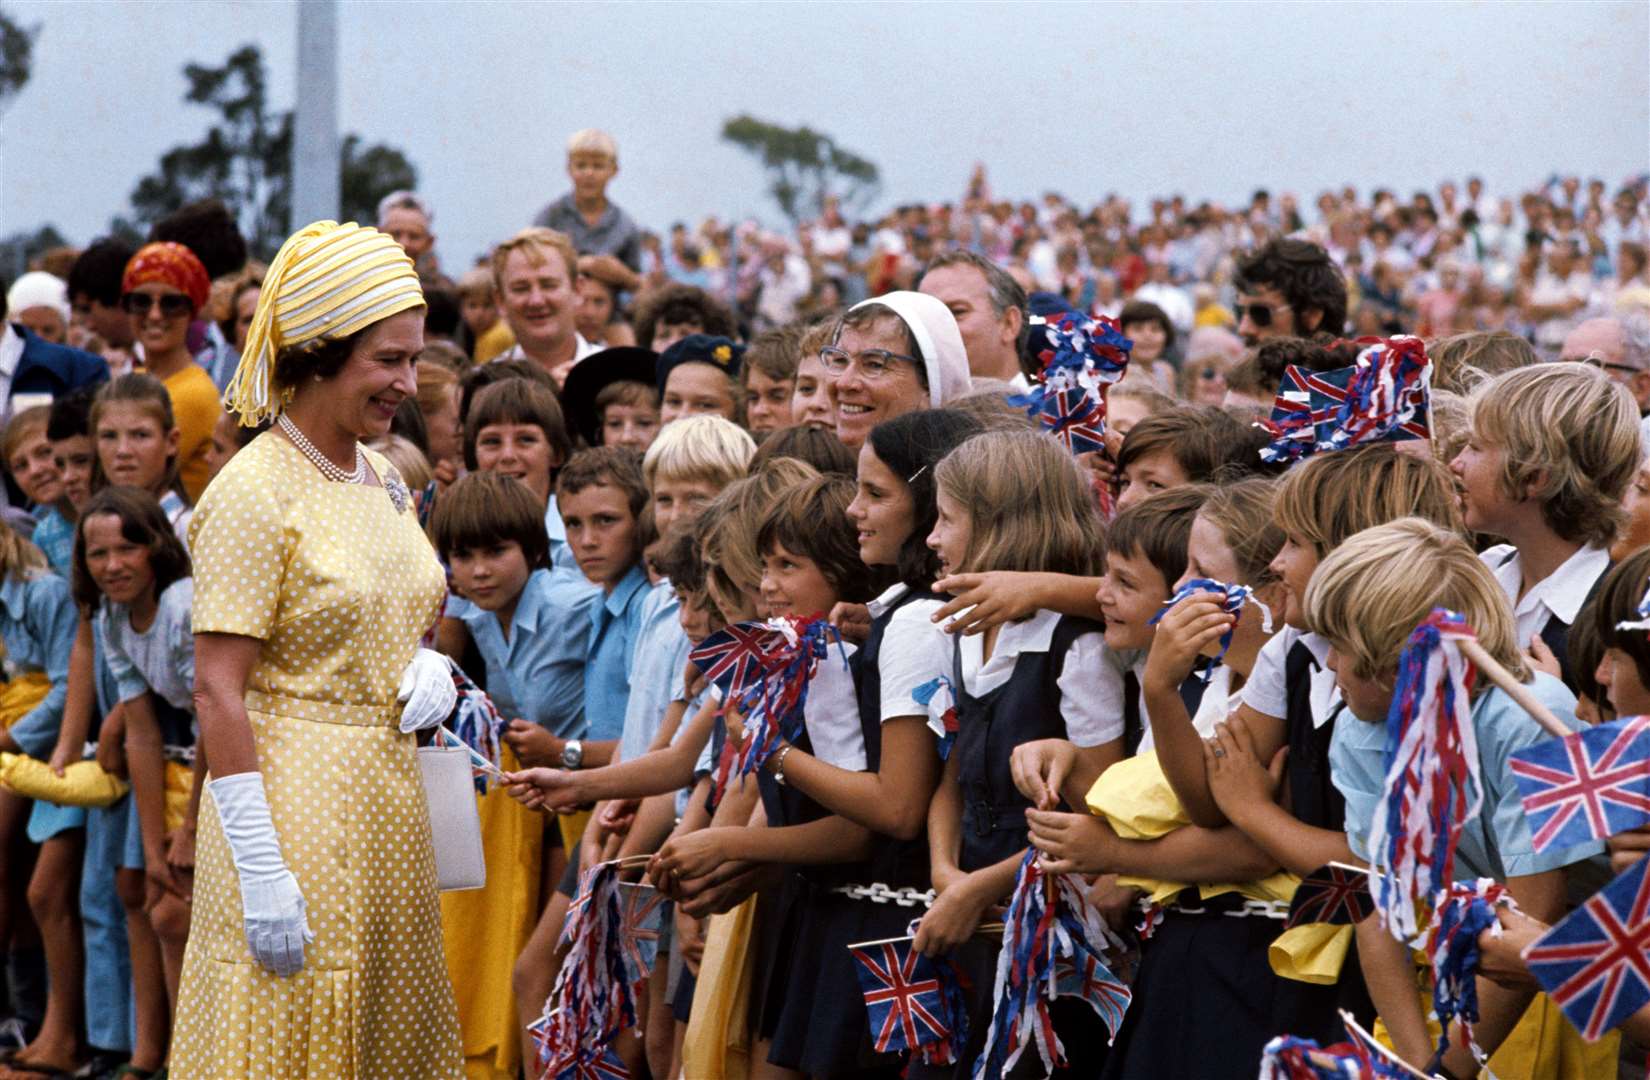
[1563,313,1650,414]
[378,190,455,290]
[915,250,1029,387]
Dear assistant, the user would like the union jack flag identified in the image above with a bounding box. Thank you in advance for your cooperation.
[688,622,788,697]
[1054,949,1132,1037]
[1037,385,1108,456]
[1285,864,1375,929]
[616,883,666,987]
[1509,716,1650,852]
[849,937,952,1055]
[544,1045,630,1080]
[1523,855,1650,1041]
[1258,347,1430,465]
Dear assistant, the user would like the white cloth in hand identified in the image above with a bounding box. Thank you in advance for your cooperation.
[210,771,314,977]
[397,648,457,734]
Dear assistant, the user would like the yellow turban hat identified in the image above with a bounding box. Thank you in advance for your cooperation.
[225,220,425,425]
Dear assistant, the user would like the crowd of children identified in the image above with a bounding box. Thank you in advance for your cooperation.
[0,130,1649,1080]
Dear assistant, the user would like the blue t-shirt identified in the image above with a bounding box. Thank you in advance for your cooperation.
[616,581,689,763]
[459,566,599,740]
[1330,672,1605,879]
[584,563,651,743]
[0,571,76,757]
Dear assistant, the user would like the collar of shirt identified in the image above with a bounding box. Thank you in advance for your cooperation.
[505,568,556,642]
[1486,542,1610,629]
[594,562,650,628]
[551,192,624,235]
[544,494,566,544]
[959,608,1062,695]
[0,324,24,390]
[866,582,912,620]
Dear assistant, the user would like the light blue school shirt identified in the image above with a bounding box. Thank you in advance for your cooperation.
[584,563,651,743]
[31,506,74,579]
[545,494,578,572]
[1330,672,1604,880]
[616,581,689,763]
[460,566,599,740]
[0,571,77,757]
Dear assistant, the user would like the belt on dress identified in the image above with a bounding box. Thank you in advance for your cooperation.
[244,689,400,728]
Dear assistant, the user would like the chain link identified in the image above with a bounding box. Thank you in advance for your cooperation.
[830,882,938,908]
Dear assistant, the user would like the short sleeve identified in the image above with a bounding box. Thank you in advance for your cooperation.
[1327,712,1387,863]
[188,459,286,639]
[166,579,197,692]
[1240,630,1292,720]
[1057,632,1125,747]
[101,611,147,703]
[878,598,952,722]
[1481,677,1606,876]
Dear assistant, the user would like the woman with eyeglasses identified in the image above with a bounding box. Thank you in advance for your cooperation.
[819,291,972,452]
[119,243,221,502]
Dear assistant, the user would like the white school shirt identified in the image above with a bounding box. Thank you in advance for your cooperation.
[102,577,195,714]
[1137,663,1232,754]
[799,641,865,770]
[866,583,951,723]
[1480,543,1611,649]
[955,608,1121,747]
[1240,626,1342,729]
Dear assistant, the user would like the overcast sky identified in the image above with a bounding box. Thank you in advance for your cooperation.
[3,0,1647,270]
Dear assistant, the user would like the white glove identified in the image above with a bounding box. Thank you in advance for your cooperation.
[397,648,457,734]
[210,772,313,977]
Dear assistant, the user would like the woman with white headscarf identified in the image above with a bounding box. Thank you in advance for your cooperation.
[820,290,972,451]
[170,221,462,1079]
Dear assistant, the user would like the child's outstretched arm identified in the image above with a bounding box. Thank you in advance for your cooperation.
[503,694,720,810]
[1356,912,1434,1069]
[767,716,939,840]
[929,572,1104,636]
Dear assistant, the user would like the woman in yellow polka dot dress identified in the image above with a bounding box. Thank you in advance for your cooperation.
[171,221,463,1079]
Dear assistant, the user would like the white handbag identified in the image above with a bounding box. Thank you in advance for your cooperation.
[418,734,486,892]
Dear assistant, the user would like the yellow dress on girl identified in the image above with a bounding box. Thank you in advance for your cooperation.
[171,433,463,1079]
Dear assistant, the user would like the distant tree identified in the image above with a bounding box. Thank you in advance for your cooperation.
[0,224,67,282]
[125,44,418,257]
[721,115,880,225]
[0,4,38,120]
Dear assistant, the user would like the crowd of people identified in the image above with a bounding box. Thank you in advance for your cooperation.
[0,125,1646,1080]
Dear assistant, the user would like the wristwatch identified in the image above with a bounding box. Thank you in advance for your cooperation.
[561,739,584,769]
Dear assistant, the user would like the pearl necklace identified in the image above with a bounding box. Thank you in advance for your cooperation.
[278,413,366,484]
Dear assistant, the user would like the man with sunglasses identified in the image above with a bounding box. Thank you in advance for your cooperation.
[1562,314,1650,414]
[1230,238,1348,347]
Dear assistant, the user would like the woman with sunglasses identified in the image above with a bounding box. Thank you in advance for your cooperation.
[120,243,221,502]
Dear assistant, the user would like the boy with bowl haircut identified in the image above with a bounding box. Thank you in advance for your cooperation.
[464,376,577,569]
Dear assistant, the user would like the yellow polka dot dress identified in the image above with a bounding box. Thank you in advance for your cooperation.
[172,432,463,1079]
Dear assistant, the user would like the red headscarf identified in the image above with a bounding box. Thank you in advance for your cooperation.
[122,242,211,313]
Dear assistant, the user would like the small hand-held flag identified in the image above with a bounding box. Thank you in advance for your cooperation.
[1284,863,1376,929]
[1509,716,1650,852]
[848,936,959,1059]
[1522,854,1650,1041]
[1366,609,1483,941]
[1257,337,1432,465]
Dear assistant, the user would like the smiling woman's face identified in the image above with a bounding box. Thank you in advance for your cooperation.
[316,308,425,441]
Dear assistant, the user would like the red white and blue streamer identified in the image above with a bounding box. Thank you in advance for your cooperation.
[1426,878,1516,1059]
[1366,609,1484,941]
[911,675,959,761]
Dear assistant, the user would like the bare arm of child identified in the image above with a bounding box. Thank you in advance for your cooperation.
[47,617,96,774]
[1027,808,1279,883]
[1204,715,1354,877]
[123,692,178,898]
[1142,592,1253,826]
[435,615,467,661]
[929,572,1105,636]
[502,721,618,770]
[767,716,939,840]
[615,792,678,864]
[644,699,689,753]
[504,695,719,809]
[1356,912,1434,1069]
